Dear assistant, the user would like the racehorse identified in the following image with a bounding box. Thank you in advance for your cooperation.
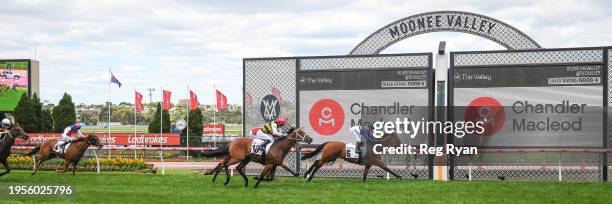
[27,134,103,176]
[0,123,29,177]
[301,133,406,182]
[202,127,312,188]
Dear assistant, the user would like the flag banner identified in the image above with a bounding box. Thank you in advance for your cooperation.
[163,90,172,110]
[189,90,199,110]
[216,90,228,110]
[135,91,144,111]
[110,72,122,88]
[272,87,283,101]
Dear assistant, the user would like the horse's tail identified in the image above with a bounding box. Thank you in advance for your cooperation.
[200,144,229,157]
[25,145,40,156]
[301,142,328,160]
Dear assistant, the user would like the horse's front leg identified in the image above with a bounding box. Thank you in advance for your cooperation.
[0,157,10,177]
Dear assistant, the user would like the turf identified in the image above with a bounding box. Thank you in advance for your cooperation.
[0,88,27,111]
[0,170,609,203]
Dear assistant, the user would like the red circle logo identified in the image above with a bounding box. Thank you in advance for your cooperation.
[464,97,505,136]
[309,99,345,136]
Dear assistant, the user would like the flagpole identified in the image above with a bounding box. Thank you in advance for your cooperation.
[108,67,112,158]
[134,87,137,159]
[213,84,216,148]
[186,84,190,158]
[160,85,165,175]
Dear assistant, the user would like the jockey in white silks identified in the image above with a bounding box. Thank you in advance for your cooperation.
[55,123,84,152]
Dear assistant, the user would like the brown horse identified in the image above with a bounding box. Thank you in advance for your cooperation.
[301,133,405,182]
[202,127,312,188]
[27,134,103,176]
[0,123,29,177]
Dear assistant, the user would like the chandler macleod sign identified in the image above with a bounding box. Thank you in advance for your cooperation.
[388,14,497,39]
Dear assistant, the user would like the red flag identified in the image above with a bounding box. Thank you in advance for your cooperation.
[162,90,172,110]
[135,91,144,111]
[272,87,283,101]
[246,92,253,108]
[189,90,199,110]
[216,90,227,111]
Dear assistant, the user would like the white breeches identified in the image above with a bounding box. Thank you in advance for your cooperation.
[255,130,273,141]
[350,126,361,143]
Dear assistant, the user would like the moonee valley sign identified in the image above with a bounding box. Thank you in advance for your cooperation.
[350,11,541,55]
[388,13,497,38]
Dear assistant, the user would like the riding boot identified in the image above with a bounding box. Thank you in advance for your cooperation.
[261,139,271,163]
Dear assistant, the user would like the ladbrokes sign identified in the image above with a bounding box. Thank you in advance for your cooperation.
[16,133,181,146]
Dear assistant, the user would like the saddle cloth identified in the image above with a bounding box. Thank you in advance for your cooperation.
[54,141,72,154]
[345,143,359,159]
[250,139,274,156]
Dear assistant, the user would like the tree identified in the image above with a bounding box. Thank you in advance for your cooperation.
[14,93,37,132]
[41,108,54,132]
[31,94,43,131]
[183,109,203,147]
[52,93,76,132]
[148,103,170,133]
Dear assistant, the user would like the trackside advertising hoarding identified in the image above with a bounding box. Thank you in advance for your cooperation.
[299,69,432,144]
[203,124,225,135]
[15,133,181,146]
[452,64,604,147]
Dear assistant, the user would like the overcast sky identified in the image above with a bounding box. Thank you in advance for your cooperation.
[1,0,611,105]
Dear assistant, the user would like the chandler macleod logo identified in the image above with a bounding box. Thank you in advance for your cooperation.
[464,96,505,136]
[309,99,345,136]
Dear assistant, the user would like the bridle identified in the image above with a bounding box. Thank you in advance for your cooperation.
[287,127,308,142]
[0,125,15,142]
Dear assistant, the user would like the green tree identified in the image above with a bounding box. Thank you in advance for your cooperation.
[183,108,203,147]
[41,108,54,132]
[31,94,43,131]
[148,103,170,133]
[52,93,76,132]
[14,93,36,132]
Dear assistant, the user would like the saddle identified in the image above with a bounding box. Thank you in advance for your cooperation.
[251,138,274,156]
[53,141,72,157]
[346,142,367,163]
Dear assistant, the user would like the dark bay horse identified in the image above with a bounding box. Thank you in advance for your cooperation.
[0,123,29,177]
[301,133,404,181]
[27,134,103,176]
[202,128,312,188]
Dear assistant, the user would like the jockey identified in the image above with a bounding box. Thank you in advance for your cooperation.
[1,118,12,134]
[349,124,374,154]
[56,123,84,152]
[255,117,289,147]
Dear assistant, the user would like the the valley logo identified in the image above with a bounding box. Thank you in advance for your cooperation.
[260,95,281,122]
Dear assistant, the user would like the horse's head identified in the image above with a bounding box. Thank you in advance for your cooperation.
[10,123,29,141]
[288,127,312,144]
[87,134,104,148]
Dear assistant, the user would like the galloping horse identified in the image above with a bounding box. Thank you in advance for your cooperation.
[301,133,405,181]
[0,123,29,177]
[202,127,312,188]
[27,134,103,176]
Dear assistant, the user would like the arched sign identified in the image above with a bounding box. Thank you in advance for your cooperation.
[351,11,541,55]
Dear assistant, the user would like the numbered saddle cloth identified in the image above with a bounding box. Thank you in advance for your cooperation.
[345,143,359,159]
[250,139,273,156]
[54,141,71,155]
